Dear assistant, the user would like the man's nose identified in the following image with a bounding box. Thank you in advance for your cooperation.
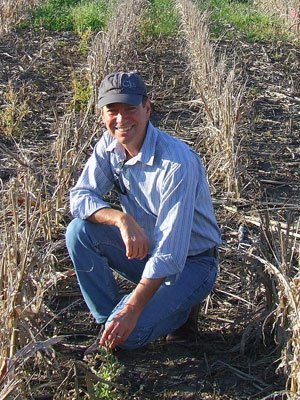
[116,112,127,123]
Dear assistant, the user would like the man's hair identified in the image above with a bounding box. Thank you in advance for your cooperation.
[142,95,149,106]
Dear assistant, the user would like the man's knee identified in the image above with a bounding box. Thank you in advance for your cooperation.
[65,218,88,250]
[119,327,153,350]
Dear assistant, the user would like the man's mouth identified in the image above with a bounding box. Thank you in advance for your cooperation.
[115,126,133,132]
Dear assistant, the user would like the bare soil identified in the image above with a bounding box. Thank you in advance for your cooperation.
[1,25,300,400]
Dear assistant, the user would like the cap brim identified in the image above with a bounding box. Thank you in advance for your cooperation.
[98,93,143,108]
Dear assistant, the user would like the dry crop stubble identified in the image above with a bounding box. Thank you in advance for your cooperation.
[0,0,147,393]
[53,111,99,214]
[88,0,147,112]
[0,109,101,396]
[0,0,43,34]
[176,0,245,199]
[177,0,300,396]
[253,0,300,39]
[0,174,58,395]
[234,208,300,397]
[253,216,300,396]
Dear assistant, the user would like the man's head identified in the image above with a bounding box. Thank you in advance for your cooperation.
[98,72,151,157]
[98,71,148,109]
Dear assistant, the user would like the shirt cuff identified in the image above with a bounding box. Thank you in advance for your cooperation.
[142,253,182,285]
[71,197,111,219]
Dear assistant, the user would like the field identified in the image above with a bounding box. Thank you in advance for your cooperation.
[0,0,300,399]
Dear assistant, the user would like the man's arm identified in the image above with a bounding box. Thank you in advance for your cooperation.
[89,208,149,260]
[100,277,164,350]
[89,209,164,349]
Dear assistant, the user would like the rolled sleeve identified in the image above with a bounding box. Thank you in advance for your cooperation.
[70,189,111,219]
[142,253,181,285]
[69,135,115,219]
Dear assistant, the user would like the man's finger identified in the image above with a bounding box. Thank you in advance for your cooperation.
[126,241,133,258]
[126,240,140,259]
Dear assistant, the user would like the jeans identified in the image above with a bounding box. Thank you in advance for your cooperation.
[66,218,218,349]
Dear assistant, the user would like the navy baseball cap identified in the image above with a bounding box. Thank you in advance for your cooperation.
[98,71,148,108]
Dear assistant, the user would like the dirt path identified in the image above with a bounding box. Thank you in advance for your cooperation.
[238,40,300,208]
[1,24,300,399]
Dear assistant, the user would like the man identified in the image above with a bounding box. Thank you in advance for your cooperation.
[66,71,221,351]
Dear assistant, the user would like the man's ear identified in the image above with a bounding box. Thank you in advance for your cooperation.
[145,98,151,116]
[100,108,105,122]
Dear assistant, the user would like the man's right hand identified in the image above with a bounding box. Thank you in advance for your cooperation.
[88,208,149,260]
[118,213,149,260]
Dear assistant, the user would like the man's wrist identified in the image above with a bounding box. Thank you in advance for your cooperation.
[122,303,143,318]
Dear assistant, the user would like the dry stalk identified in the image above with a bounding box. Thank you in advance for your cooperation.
[0,0,43,35]
[176,0,245,198]
[0,106,100,395]
[253,0,300,39]
[0,8,107,395]
[52,110,100,216]
[0,174,59,395]
[88,0,147,112]
[244,212,300,396]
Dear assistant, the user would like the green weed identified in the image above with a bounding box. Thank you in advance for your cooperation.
[141,0,179,37]
[196,0,291,41]
[0,81,30,137]
[23,0,108,32]
[24,0,78,31]
[78,28,93,54]
[94,347,124,400]
[71,0,107,34]
[71,74,92,112]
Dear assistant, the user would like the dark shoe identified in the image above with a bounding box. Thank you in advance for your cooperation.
[84,325,104,356]
[166,304,200,343]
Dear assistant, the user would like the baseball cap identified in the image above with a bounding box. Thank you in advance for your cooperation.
[98,72,148,108]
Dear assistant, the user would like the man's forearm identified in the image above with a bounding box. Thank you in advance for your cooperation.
[100,276,165,349]
[88,208,149,260]
[88,207,125,226]
[124,277,165,316]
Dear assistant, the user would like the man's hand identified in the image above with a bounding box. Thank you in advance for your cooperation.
[118,213,149,260]
[100,277,165,350]
[100,304,139,350]
[89,209,149,260]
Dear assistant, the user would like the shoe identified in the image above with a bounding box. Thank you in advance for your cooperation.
[166,304,200,343]
[84,325,104,356]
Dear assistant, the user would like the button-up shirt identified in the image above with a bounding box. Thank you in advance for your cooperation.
[70,122,221,283]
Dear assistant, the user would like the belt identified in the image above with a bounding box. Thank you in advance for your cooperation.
[198,246,218,258]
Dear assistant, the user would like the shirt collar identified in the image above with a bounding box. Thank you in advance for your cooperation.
[106,122,158,166]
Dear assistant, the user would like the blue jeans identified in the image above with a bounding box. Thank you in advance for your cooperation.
[66,218,218,349]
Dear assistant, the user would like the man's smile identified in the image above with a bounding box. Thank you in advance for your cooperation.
[115,125,133,132]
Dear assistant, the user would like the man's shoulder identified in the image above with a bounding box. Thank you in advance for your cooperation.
[153,125,192,157]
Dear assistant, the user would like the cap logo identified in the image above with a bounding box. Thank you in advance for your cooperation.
[122,79,136,89]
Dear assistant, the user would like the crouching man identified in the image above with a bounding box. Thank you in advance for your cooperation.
[66,71,221,351]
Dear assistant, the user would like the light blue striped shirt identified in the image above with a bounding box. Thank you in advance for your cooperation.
[70,122,221,283]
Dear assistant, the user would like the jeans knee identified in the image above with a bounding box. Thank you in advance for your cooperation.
[65,218,88,251]
[119,327,153,350]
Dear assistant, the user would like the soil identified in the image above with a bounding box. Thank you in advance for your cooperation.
[1,21,300,400]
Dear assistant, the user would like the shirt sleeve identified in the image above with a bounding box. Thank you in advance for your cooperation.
[142,155,199,284]
[70,136,114,219]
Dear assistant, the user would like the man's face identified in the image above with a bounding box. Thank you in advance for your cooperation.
[101,100,151,154]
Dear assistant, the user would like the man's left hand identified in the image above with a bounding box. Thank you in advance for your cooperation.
[100,305,139,350]
[100,277,164,350]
